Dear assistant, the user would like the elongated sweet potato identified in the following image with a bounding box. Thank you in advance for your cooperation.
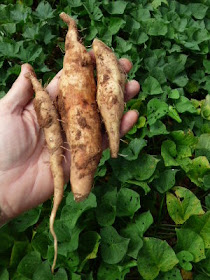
[92,39,126,158]
[26,72,65,273]
[58,13,102,202]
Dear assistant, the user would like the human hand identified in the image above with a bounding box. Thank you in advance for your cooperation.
[0,60,140,226]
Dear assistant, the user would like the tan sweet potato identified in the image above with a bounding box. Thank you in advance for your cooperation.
[92,39,126,158]
[26,72,65,273]
[58,13,102,202]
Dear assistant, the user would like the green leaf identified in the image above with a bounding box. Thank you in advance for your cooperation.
[175,96,197,114]
[171,130,197,148]
[188,3,208,20]
[148,120,169,137]
[97,262,135,280]
[201,95,210,121]
[109,17,125,35]
[34,1,54,20]
[10,4,31,22]
[11,207,41,232]
[206,194,210,211]
[152,0,168,9]
[0,41,22,58]
[142,76,163,95]
[168,89,180,99]
[196,249,210,275]
[67,0,82,7]
[166,186,204,224]
[137,238,178,280]
[22,25,39,40]
[147,98,168,125]
[130,30,149,45]
[110,154,159,182]
[171,130,197,159]
[196,134,210,162]
[176,251,193,271]
[32,232,49,258]
[116,188,140,217]
[83,1,103,21]
[132,5,151,22]
[78,231,101,270]
[203,60,210,74]
[168,106,182,123]
[153,169,178,193]
[53,268,68,280]
[0,227,14,253]
[100,226,130,264]
[19,44,43,63]
[146,19,168,36]
[164,55,188,86]
[161,140,179,167]
[121,211,153,259]
[0,268,9,280]
[10,241,28,268]
[115,36,132,53]
[103,1,128,15]
[187,156,210,188]
[183,211,210,249]
[32,261,52,280]
[1,23,16,34]
[97,262,121,280]
[71,273,81,280]
[61,192,97,229]
[17,252,41,279]
[96,202,116,226]
[195,275,210,280]
[121,138,147,161]
[155,267,182,280]
[126,180,151,194]
[175,228,206,262]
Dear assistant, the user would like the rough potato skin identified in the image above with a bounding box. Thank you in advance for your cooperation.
[92,39,126,158]
[59,13,102,202]
[26,72,64,274]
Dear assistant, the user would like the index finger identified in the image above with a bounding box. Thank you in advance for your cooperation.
[46,69,62,100]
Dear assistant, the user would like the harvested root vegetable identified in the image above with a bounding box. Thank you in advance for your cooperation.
[26,72,64,273]
[58,13,102,202]
[92,39,126,158]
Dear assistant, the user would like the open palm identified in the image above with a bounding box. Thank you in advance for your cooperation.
[0,62,140,225]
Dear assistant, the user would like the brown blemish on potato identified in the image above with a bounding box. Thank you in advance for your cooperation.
[75,130,81,140]
[77,116,87,128]
[103,74,109,83]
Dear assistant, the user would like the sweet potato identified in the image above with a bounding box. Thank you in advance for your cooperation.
[92,39,126,158]
[58,13,102,202]
[26,72,64,273]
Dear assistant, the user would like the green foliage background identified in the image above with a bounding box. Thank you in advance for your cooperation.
[0,0,210,279]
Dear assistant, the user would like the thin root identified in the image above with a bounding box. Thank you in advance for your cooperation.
[57,118,66,123]
[120,138,129,144]
[60,145,71,152]
[60,154,67,163]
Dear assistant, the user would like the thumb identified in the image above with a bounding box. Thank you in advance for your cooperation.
[4,64,35,113]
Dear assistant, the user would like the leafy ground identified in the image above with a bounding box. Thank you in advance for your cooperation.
[0,0,210,279]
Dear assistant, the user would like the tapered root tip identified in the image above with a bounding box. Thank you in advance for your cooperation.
[50,214,58,274]
[24,71,35,80]
[111,151,118,158]
[74,193,89,202]
[25,71,43,92]
[59,12,76,27]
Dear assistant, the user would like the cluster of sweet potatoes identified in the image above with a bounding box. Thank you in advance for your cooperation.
[26,13,126,272]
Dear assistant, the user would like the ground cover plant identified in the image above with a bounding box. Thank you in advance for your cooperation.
[0,0,210,279]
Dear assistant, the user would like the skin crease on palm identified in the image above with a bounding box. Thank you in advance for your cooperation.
[0,58,140,226]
